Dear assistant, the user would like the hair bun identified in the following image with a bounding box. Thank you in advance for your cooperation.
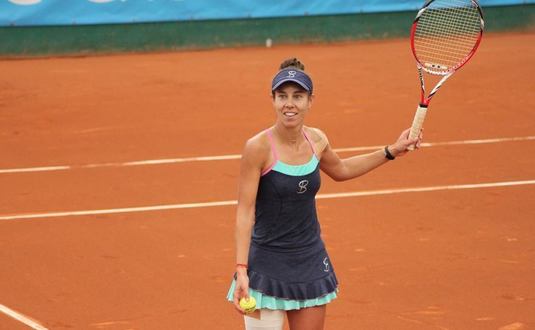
[279,58,305,71]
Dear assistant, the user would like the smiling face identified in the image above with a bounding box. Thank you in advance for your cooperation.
[272,83,313,129]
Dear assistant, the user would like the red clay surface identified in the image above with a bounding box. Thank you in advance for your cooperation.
[1,32,534,329]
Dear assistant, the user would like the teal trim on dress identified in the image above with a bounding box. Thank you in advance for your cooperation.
[271,155,319,177]
[226,280,338,311]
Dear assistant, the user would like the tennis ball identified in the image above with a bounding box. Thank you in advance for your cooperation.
[239,296,257,314]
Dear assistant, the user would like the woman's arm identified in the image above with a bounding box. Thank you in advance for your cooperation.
[233,137,265,313]
[319,128,421,182]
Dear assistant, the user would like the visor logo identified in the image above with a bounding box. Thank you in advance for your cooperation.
[288,70,296,78]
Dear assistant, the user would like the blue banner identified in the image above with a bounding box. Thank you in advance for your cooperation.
[1,0,533,27]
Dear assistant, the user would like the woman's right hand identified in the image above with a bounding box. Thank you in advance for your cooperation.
[232,269,250,314]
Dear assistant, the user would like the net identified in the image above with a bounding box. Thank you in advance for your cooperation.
[413,0,483,74]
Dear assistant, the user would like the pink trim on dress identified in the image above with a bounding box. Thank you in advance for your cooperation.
[261,129,279,176]
[261,128,317,176]
[302,128,317,157]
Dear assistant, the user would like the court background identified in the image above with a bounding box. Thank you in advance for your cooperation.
[1,1,535,329]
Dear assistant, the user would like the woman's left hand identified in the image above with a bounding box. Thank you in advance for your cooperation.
[388,128,423,157]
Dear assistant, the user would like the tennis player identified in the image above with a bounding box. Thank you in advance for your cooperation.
[227,58,422,330]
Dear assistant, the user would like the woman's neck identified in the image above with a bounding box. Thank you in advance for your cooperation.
[273,123,304,146]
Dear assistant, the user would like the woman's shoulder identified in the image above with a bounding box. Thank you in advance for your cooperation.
[246,129,270,149]
[241,129,271,163]
[304,126,329,154]
[304,126,327,141]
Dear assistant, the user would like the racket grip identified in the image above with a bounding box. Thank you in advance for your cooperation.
[407,104,427,151]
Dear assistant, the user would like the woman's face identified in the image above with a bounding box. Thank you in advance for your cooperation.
[272,83,313,128]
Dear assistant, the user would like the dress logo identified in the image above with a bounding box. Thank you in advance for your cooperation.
[297,180,308,194]
[323,257,330,272]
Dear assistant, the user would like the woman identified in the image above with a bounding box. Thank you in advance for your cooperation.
[227,58,422,330]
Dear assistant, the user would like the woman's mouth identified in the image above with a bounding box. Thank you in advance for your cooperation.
[283,112,297,117]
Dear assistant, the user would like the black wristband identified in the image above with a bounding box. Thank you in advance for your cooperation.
[384,146,395,160]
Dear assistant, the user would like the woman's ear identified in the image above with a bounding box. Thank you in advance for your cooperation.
[308,94,314,107]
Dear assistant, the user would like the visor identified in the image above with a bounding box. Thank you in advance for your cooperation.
[271,68,313,94]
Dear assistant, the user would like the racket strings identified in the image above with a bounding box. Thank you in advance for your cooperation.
[417,15,480,52]
[416,11,480,61]
[418,1,481,40]
[418,18,480,47]
[414,0,482,72]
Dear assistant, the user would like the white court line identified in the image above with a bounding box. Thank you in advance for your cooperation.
[0,304,48,330]
[0,166,71,174]
[1,179,534,221]
[1,135,534,174]
[335,135,535,153]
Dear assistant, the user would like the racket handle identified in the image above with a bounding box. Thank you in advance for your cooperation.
[407,104,427,151]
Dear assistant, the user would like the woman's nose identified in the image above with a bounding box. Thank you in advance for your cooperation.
[284,99,295,108]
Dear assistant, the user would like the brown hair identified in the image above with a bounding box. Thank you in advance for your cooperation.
[279,57,305,71]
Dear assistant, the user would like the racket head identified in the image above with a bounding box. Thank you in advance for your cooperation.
[410,0,484,76]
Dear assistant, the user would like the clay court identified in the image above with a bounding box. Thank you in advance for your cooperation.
[1,31,534,329]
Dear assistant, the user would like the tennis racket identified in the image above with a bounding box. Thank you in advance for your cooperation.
[408,0,484,150]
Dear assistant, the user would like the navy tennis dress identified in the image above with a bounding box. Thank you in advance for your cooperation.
[227,128,338,309]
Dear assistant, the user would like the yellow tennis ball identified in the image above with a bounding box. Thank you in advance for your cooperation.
[239,296,256,313]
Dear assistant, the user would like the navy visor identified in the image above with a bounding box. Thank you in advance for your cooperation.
[271,68,313,93]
